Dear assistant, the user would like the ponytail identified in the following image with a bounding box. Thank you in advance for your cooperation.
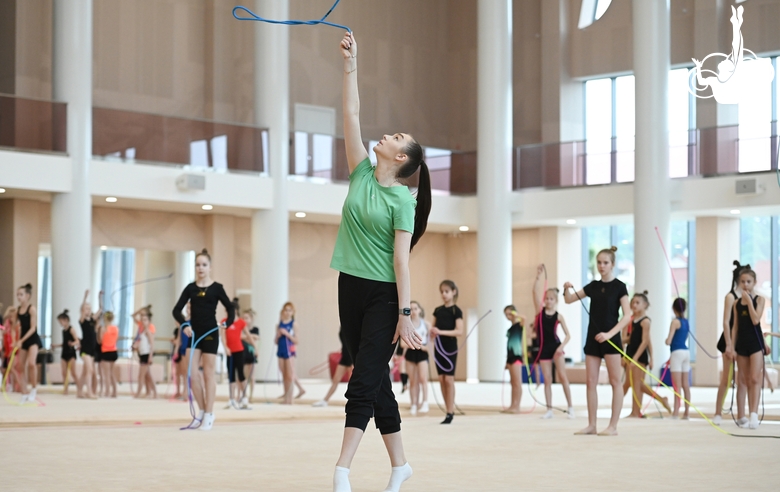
[411,160,431,250]
[398,138,431,251]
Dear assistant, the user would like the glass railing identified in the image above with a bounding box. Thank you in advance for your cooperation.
[0,94,67,154]
[92,107,267,174]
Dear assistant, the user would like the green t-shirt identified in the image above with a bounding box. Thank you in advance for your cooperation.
[330,158,416,283]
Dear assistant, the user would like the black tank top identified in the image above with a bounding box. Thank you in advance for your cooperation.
[18,305,32,337]
[538,311,559,348]
[736,296,760,340]
[627,317,648,355]
[63,327,76,347]
[80,317,96,351]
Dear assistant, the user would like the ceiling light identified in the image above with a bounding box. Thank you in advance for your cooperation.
[566,219,576,225]
[459,226,469,232]
[0,188,6,193]
[295,212,307,218]
[100,245,108,251]
[730,209,740,215]
[202,204,213,211]
[105,196,117,203]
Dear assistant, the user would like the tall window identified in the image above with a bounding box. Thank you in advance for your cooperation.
[584,69,695,183]
[101,249,136,357]
[740,217,773,338]
[737,56,778,173]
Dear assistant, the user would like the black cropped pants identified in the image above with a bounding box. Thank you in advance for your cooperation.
[338,273,401,435]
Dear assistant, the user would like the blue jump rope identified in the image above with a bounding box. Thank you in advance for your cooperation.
[180,322,220,430]
[233,0,350,31]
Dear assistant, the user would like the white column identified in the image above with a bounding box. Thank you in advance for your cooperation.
[477,0,513,382]
[51,0,93,348]
[174,250,195,312]
[633,0,671,376]
[694,217,740,386]
[253,0,289,381]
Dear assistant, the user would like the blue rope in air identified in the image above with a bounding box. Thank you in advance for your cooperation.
[232,0,350,32]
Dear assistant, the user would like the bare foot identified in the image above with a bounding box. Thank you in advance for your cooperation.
[296,390,306,399]
[661,396,672,414]
[501,408,521,414]
[625,413,643,419]
[598,427,618,436]
[575,426,597,435]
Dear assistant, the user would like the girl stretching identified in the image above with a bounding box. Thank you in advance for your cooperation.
[714,261,746,424]
[532,265,574,419]
[502,306,525,414]
[665,298,691,419]
[100,311,119,398]
[331,31,431,492]
[432,280,464,425]
[732,267,767,429]
[173,248,234,431]
[276,302,300,405]
[403,301,430,416]
[56,309,80,395]
[15,283,42,403]
[622,292,671,417]
[564,246,629,436]
[313,328,354,407]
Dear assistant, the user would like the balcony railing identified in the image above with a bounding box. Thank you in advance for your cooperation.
[0,94,66,154]
[92,108,267,174]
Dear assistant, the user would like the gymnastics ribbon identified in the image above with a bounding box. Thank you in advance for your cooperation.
[233,0,350,31]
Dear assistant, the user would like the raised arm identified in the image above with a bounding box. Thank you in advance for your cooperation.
[392,231,422,349]
[80,290,90,322]
[340,31,368,173]
[562,282,586,305]
[744,293,765,326]
[532,264,545,314]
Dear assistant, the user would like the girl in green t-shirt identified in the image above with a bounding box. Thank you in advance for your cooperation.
[332,31,432,492]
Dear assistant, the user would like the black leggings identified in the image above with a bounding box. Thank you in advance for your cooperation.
[338,273,401,435]
[227,350,246,384]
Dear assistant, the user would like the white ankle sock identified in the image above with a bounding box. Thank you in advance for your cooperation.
[199,412,215,431]
[383,462,412,492]
[333,466,351,492]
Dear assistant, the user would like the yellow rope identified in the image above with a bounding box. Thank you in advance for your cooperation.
[2,347,38,407]
[607,339,730,436]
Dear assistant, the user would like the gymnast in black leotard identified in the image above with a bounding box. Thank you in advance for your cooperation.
[172,248,234,431]
[15,283,41,403]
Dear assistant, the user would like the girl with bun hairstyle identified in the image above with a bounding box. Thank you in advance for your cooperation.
[56,309,80,396]
[564,246,630,436]
[15,283,42,403]
[100,311,119,398]
[532,265,574,419]
[622,291,671,417]
[77,289,102,399]
[713,261,747,425]
[173,248,234,431]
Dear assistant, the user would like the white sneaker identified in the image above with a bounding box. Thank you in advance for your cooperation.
[410,404,417,416]
[240,397,249,409]
[541,410,554,419]
[737,417,749,428]
[199,412,215,431]
[29,388,37,401]
[225,399,235,410]
[419,402,429,414]
[567,407,576,419]
[312,399,328,407]
[713,415,722,426]
[749,412,759,429]
[19,393,29,403]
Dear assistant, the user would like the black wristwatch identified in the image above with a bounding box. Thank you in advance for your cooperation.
[399,308,411,316]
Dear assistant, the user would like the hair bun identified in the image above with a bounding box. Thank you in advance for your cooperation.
[610,246,618,252]
[201,248,209,255]
[63,309,69,315]
[24,283,32,289]
[642,290,649,295]
[733,260,741,267]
